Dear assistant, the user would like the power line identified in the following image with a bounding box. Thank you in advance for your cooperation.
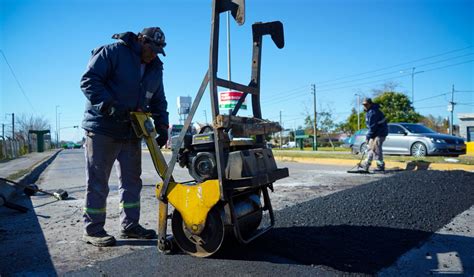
[421,59,474,74]
[1,50,36,113]
[264,46,474,100]
[416,104,447,110]
[316,52,473,89]
[414,91,451,103]
[315,45,472,85]
[414,89,472,104]
[263,47,473,105]
[315,56,474,91]
[261,86,309,102]
[265,59,474,105]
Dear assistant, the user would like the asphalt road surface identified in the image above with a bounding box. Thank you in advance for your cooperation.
[1,149,473,276]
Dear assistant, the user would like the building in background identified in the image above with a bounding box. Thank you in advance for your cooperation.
[458,113,474,155]
[458,113,474,142]
[177,96,192,125]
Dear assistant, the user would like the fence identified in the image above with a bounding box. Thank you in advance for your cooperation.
[0,137,51,160]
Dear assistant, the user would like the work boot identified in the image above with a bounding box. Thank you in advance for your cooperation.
[374,163,385,172]
[120,224,157,239]
[83,230,116,247]
[359,161,370,172]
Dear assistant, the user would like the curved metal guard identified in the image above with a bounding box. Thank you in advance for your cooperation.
[217,0,245,25]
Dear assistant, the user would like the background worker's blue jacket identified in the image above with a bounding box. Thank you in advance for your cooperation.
[80,32,169,139]
[365,103,388,140]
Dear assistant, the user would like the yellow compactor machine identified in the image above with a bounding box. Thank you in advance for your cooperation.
[130,0,288,257]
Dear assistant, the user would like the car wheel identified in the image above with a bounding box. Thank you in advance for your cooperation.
[411,142,427,157]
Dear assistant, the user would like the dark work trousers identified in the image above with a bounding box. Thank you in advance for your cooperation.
[366,136,386,166]
[83,131,142,235]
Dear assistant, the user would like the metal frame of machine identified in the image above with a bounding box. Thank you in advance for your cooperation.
[131,0,288,257]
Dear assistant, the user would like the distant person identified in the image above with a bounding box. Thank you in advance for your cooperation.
[361,98,388,172]
[80,27,169,247]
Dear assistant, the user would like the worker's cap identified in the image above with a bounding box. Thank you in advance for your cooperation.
[139,27,166,56]
[362,98,373,105]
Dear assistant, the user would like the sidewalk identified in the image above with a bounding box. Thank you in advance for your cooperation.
[0,149,61,204]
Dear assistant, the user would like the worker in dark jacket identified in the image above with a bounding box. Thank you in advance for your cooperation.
[80,27,169,247]
[361,98,388,172]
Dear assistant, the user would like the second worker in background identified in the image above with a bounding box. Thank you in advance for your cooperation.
[361,98,388,172]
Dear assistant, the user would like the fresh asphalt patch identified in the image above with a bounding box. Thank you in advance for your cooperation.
[252,170,474,274]
[67,170,474,276]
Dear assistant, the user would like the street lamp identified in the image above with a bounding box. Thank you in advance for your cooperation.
[58,125,79,144]
[311,84,317,151]
[58,112,61,143]
[279,110,283,149]
[410,67,424,104]
[401,67,424,105]
[59,125,79,130]
[55,105,60,145]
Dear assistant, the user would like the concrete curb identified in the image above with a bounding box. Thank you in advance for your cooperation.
[0,150,62,208]
[274,156,474,171]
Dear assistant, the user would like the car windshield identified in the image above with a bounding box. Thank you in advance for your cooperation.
[356,129,367,135]
[401,124,435,134]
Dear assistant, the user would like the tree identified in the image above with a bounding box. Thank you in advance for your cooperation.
[318,109,337,148]
[339,108,366,134]
[420,114,449,133]
[303,115,314,135]
[16,114,50,141]
[318,111,335,134]
[372,92,421,123]
[342,86,420,133]
[372,81,401,97]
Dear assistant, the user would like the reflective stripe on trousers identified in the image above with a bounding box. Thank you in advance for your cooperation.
[119,201,140,209]
[83,132,142,235]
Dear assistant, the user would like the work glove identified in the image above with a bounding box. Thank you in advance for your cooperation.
[107,105,130,122]
[156,127,168,148]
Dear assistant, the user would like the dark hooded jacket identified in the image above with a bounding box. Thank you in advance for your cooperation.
[365,103,388,140]
[80,32,169,139]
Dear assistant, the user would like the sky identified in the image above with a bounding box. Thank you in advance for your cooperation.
[1,0,473,142]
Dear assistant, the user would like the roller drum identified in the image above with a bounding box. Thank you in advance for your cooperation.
[232,192,263,237]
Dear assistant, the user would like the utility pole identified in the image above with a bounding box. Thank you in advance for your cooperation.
[311,84,318,151]
[449,84,455,136]
[2,123,4,138]
[58,112,61,144]
[55,105,60,146]
[203,110,208,124]
[410,67,424,105]
[411,67,415,103]
[279,110,283,149]
[11,113,14,139]
[355,93,361,130]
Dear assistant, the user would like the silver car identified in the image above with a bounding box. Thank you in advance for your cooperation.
[351,123,466,157]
